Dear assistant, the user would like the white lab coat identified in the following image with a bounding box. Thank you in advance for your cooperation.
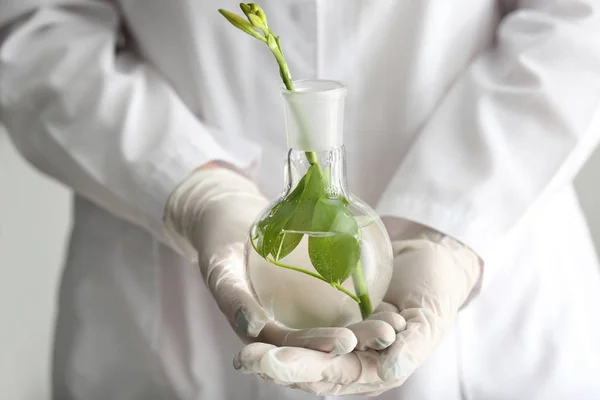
[2,0,600,398]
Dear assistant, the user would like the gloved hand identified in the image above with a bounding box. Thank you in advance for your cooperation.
[233,219,482,396]
[163,166,397,355]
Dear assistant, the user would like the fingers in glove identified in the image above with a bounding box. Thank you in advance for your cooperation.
[294,380,402,397]
[236,344,364,384]
[364,389,390,397]
[293,382,372,397]
[378,308,443,382]
[234,344,397,396]
[258,323,357,355]
[263,347,360,384]
[346,303,406,351]
[347,320,396,351]
[373,301,400,313]
[205,249,268,337]
[265,347,386,386]
[228,289,269,337]
[367,311,407,333]
[288,354,408,397]
[234,342,275,373]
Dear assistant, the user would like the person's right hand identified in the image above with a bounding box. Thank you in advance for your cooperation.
[163,166,397,355]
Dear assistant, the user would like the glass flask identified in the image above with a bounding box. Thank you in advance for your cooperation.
[244,80,393,330]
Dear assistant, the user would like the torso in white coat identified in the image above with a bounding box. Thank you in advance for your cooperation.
[48,0,600,399]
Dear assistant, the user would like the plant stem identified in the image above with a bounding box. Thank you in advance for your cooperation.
[282,80,319,166]
[352,229,372,318]
[268,36,319,167]
[250,237,360,303]
[267,257,360,303]
[352,260,373,319]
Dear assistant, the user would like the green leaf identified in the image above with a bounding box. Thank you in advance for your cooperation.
[255,204,303,260]
[218,9,266,42]
[308,198,361,284]
[253,165,324,261]
[275,232,303,260]
[311,198,358,234]
[254,202,280,257]
[264,200,303,260]
[297,164,324,200]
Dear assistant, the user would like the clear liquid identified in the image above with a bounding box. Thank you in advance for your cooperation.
[244,220,393,329]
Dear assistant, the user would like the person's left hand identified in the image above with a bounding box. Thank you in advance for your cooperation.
[233,220,482,396]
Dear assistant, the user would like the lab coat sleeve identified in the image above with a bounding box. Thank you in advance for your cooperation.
[376,0,600,267]
[0,1,255,246]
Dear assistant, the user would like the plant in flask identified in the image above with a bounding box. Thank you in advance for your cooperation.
[219,4,393,330]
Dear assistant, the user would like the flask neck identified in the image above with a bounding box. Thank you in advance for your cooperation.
[281,80,347,152]
[283,147,349,197]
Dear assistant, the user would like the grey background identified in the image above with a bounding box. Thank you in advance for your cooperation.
[1,128,599,399]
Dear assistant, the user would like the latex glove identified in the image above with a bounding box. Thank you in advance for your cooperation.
[163,167,395,354]
[234,221,482,396]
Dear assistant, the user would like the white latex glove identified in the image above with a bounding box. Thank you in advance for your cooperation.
[234,221,482,396]
[163,167,397,355]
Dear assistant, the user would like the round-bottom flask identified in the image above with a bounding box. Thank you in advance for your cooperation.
[244,80,393,329]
